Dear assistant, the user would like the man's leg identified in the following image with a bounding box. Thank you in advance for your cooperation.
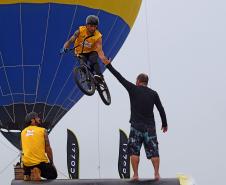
[127,127,142,180]
[39,162,57,180]
[131,155,140,180]
[151,157,160,180]
[23,165,41,181]
[77,54,88,68]
[144,129,160,180]
[88,51,102,77]
[23,165,32,181]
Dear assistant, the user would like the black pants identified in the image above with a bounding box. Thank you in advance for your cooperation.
[78,51,102,76]
[23,162,57,179]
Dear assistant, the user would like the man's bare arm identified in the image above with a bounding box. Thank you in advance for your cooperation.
[44,130,53,163]
[95,38,110,65]
[63,30,79,49]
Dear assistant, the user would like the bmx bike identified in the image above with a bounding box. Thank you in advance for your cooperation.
[60,47,111,106]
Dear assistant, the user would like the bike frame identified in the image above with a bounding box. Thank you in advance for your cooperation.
[60,35,111,105]
[65,34,100,85]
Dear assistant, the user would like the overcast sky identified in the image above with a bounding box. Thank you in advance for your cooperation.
[1,1,226,185]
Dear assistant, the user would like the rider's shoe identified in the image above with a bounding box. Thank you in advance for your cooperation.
[94,75,104,83]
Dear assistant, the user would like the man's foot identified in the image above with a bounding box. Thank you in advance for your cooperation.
[23,175,31,181]
[131,175,139,181]
[154,173,160,181]
[31,167,41,181]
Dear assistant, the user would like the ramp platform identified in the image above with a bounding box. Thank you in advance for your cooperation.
[12,178,180,185]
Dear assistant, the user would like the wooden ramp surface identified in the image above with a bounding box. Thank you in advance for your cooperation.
[12,178,180,185]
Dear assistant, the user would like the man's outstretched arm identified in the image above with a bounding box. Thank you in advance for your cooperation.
[106,63,134,91]
[95,37,109,64]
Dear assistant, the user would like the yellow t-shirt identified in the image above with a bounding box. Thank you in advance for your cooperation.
[21,126,49,166]
[74,26,102,54]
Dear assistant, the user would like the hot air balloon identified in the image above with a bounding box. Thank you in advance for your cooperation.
[0,0,142,149]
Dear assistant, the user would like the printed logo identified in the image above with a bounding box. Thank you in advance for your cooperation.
[84,40,92,48]
[26,129,34,136]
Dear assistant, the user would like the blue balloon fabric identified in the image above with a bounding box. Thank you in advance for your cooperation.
[0,1,141,149]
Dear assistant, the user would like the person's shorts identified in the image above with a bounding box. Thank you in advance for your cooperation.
[127,126,159,159]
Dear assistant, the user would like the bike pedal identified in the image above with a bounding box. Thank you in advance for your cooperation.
[94,75,104,83]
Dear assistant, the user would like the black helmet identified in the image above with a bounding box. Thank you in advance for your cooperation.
[86,15,99,26]
[25,112,39,124]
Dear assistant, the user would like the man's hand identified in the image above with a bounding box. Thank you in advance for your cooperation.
[103,58,111,65]
[60,47,68,54]
[161,126,168,133]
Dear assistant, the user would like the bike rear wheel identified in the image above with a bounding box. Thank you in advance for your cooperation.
[73,66,95,96]
[97,81,111,105]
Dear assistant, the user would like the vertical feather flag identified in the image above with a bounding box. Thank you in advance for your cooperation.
[67,129,79,179]
[118,129,130,178]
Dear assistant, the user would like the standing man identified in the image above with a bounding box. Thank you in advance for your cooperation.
[21,112,57,181]
[62,15,110,81]
[105,63,168,180]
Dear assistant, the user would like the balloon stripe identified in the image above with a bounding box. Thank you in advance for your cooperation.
[0,0,142,28]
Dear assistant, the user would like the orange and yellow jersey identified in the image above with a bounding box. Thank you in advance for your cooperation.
[21,125,49,166]
[74,26,102,54]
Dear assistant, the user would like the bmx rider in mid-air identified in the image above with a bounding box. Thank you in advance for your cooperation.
[62,15,110,82]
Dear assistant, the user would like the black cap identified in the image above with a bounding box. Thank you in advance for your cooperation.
[25,112,39,124]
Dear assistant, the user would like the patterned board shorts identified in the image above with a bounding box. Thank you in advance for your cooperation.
[127,126,159,159]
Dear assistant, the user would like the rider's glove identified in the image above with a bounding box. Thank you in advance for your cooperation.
[60,47,68,54]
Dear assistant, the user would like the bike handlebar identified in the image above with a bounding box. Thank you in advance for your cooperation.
[59,47,75,55]
[60,34,94,55]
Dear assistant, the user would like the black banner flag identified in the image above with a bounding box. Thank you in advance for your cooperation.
[67,129,79,179]
[118,129,130,178]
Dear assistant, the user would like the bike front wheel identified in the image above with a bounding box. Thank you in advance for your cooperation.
[97,81,111,105]
[73,66,95,96]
